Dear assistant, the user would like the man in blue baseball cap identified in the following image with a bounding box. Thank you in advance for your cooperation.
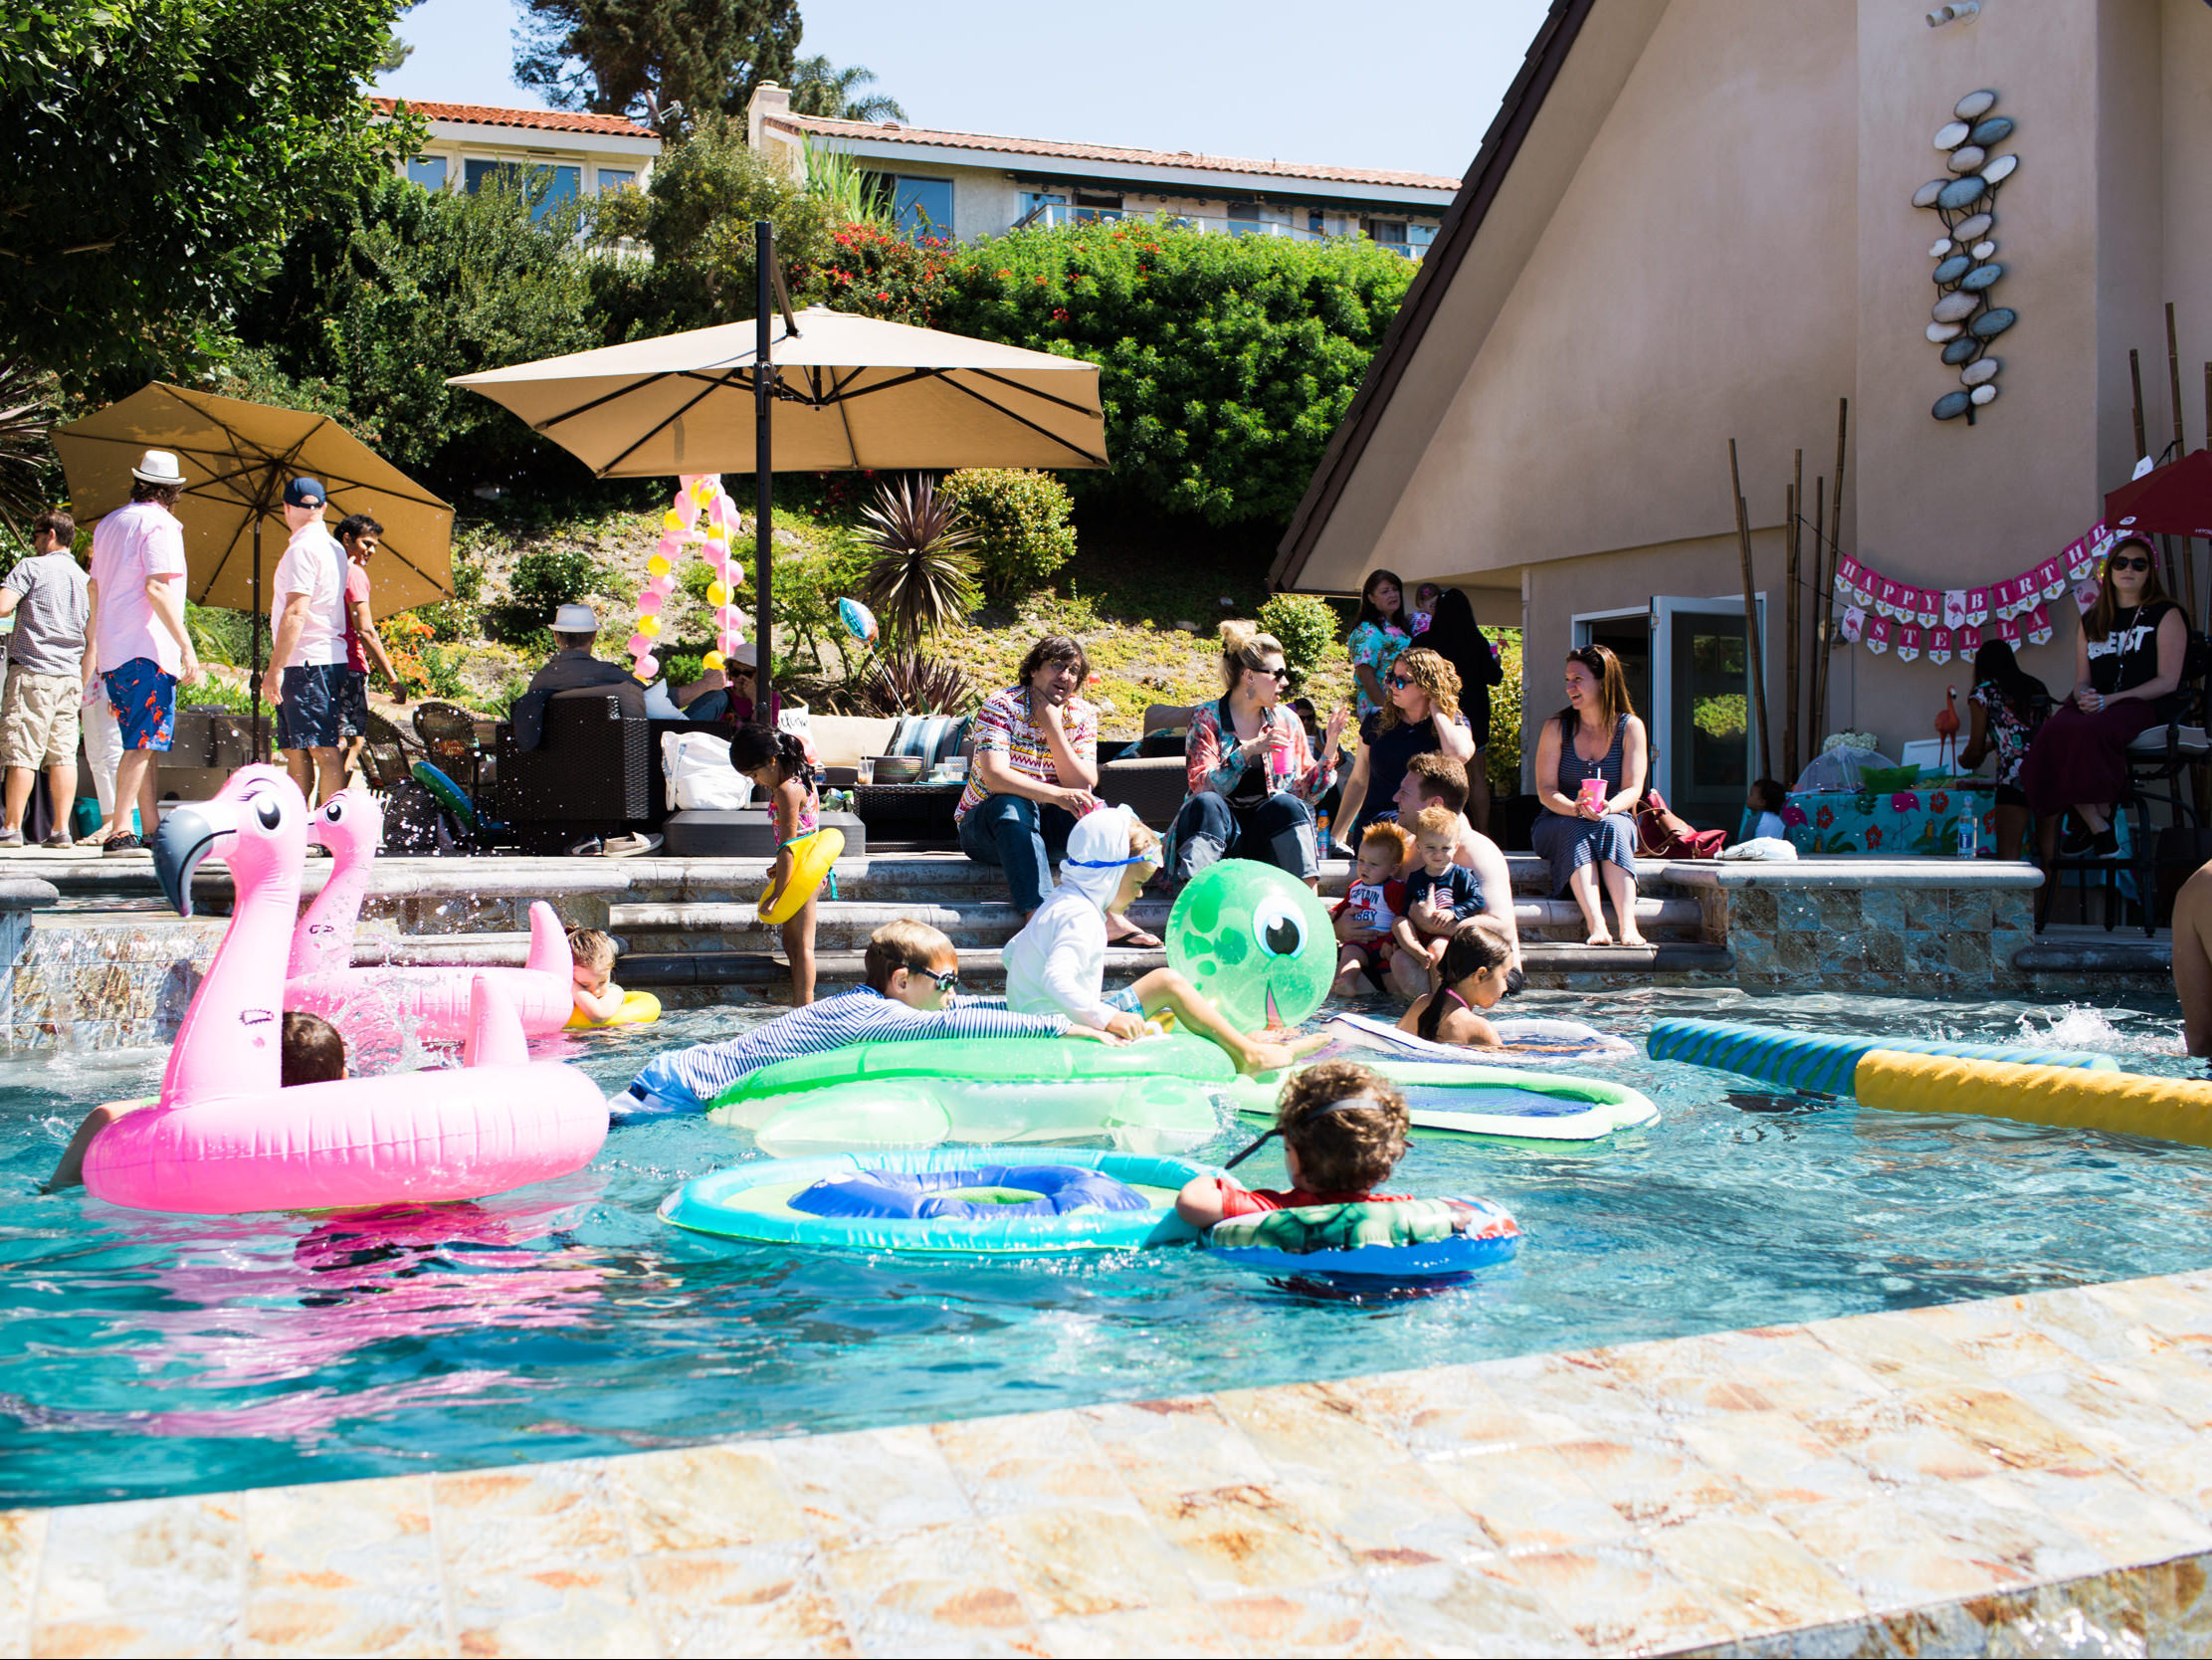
[260,477,351,808]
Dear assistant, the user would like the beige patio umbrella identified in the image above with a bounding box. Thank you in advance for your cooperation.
[54,382,457,617]
[54,382,456,743]
[448,305,1108,477]
[451,262,1108,713]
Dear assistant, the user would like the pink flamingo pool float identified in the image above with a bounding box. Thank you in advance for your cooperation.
[83,767,607,1215]
[283,788,576,1042]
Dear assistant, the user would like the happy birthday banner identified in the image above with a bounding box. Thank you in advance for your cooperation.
[1830,519,2124,661]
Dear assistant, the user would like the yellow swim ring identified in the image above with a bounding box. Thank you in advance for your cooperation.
[1856,1052,2212,1148]
[565,988,663,1030]
[759,828,844,925]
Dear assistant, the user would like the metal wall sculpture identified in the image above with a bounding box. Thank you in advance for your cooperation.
[1914,89,2017,424]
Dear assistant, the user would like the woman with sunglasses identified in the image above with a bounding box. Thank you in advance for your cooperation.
[1328,646,1476,853]
[1347,569,1415,722]
[2019,536,2186,862]
[1531,643,1650,946]
[1167,622,1348,887]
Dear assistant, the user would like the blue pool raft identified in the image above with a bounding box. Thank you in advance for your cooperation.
[660,1146,1216,1255]
[1648,1018,2117,1097]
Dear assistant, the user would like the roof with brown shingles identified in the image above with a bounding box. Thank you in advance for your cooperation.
[373,98,657,140]
[762,111,1458,192]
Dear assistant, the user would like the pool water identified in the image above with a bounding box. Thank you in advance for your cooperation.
[4,984,2207,1508]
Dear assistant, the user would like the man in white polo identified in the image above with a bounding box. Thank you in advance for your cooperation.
[258,477,349,809]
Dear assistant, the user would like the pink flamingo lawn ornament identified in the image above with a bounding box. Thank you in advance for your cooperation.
[283,788,576,1042]
[81,767,606,1215]
[1934,686,1961,774]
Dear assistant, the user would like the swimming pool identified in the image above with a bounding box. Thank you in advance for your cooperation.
[4,985,2206,1508]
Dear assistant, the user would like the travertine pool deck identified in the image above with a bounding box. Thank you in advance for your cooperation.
[12,1269,2212,1657]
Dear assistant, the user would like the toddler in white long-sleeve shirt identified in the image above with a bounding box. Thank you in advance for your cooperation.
[1001,805,1314,1076]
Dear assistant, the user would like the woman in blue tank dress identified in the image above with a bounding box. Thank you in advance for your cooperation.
[1531,644,1651,946]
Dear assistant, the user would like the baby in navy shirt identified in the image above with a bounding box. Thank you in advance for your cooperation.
[1395,804,1485,989]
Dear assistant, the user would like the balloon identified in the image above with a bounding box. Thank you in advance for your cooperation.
[648,573,677,597]
[661,511,685,531]
[638,655,660,678]
[647,554,672,578]
[715,605,742,629]
[706,581,728,606]
[627,633,651,657]
[836,598,879,644]
[638,614,661,638]
[703,650,725,673]
[636,592,663,614]
[1166,860,1338,1033]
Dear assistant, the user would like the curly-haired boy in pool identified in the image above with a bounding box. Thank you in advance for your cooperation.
[1174,1059,1413,1226]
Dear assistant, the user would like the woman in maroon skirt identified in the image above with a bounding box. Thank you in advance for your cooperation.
[2020,535,2186,861]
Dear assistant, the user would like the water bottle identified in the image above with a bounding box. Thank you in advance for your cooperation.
[1315,809,1332,852]
[1957,812,1979,859]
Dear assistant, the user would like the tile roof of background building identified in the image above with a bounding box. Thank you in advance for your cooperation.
[372,99,657,139]
[763,111,1459,192]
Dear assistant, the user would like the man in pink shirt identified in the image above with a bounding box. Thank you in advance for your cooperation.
[332,512,407,780]
[86,450,202,855]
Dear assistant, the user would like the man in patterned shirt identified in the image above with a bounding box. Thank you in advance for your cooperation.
[954,634,1158,945]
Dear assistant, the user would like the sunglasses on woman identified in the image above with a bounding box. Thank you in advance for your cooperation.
[1386,673,1414,689]
[2111,555,2152,572]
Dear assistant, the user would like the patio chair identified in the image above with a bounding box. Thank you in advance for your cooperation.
[2039,634,2212,934]
[413,702,483,796]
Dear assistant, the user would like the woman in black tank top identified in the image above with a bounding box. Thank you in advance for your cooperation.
[2019,535,2187,861]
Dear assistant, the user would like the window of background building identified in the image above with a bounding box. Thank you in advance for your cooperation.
[1365,217,1409,249]
[1072,191,1123,223]
[1226,200,1267,236]
[1307,207,1326,237]
[891,176,955,241]
[1408,223,1437,255]
[1019,190,1067,226]
[597,168,637,193]
[465,159,581,222]
[408,156,449,190]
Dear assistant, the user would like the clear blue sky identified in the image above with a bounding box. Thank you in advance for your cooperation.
[376,0,1553,178]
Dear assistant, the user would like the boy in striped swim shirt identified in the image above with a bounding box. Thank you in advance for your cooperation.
[612,919,1118,1121]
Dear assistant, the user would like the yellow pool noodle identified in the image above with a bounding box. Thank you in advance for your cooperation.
[1854,1051,2212,1148]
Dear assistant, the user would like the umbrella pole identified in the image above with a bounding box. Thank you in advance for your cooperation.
[250,518,265,755]
[754,219,774,729]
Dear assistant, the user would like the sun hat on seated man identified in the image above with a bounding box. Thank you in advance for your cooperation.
[553,603,598,634]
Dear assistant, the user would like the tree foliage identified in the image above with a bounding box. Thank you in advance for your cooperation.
[787,56,904,123]
[513,0,798,121]
[593,113,835,334]
[936,469,1078,604]
[927,221,1417,526]
[1,0,411,384]
[240,171,606,489]
[1256,592,1340,683]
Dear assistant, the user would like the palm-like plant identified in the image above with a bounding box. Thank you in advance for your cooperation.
[859,474,979,649]
[0,358,55,545]
[863,651,973,718]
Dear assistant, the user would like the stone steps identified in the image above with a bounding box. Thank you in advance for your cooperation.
[606,892,1706,955]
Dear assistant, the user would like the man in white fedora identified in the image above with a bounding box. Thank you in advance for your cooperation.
[85,449,201,854]
[526,601,633,695]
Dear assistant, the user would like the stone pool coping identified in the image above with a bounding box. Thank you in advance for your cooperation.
[10,1269,2212,1657]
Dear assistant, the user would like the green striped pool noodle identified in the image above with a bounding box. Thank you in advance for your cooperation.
[1647,1019,2117,1098]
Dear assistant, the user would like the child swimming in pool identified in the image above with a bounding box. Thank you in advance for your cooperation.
[1001,805,1318,1077]
[45,1012,347,1190]
[1174,1059,1413,1225]
[1398,917,1512,1051]
[1331,820,1413,997]
[612,920,1118,1120]
[566,927,627,1025]
[728,725,821,1008]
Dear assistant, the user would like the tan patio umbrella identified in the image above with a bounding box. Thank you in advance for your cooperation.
[450,246,1108,717]
[54,382,456,744]
[54,382,456,616]
[447,305,1108,477]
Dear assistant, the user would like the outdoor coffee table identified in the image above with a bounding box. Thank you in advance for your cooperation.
[853,778,964,845]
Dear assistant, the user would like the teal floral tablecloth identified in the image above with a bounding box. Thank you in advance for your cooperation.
[1785,785,1996,856]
